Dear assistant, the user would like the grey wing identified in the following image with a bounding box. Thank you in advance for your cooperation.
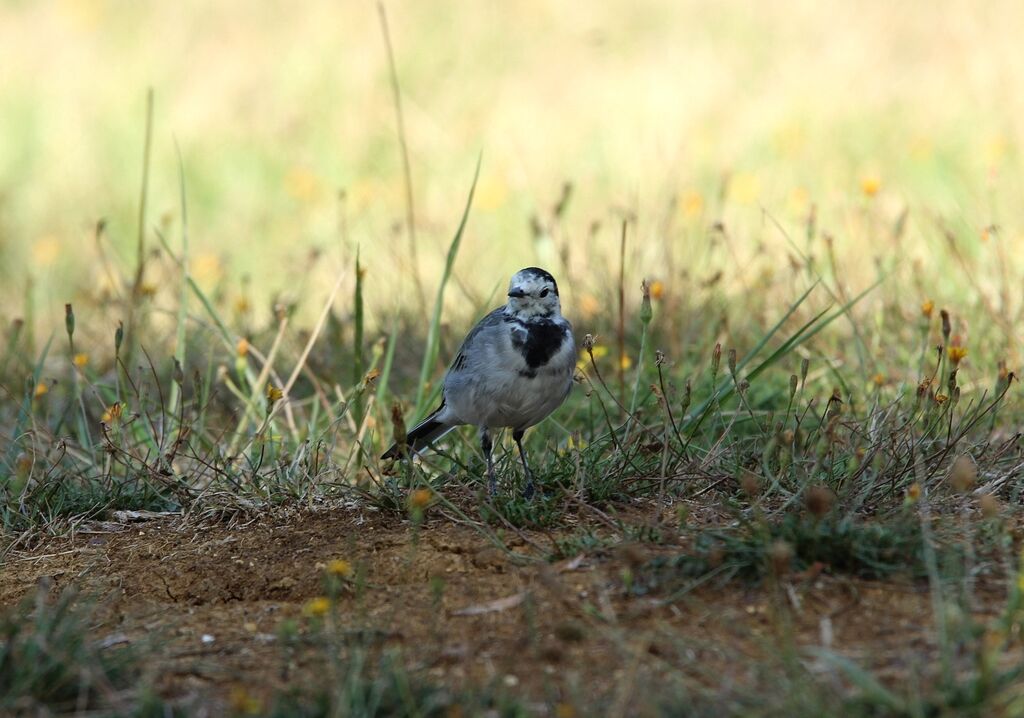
[447,307,507,374]
[443,307,521,424]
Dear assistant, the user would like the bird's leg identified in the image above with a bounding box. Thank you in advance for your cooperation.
[513,429,535,499]
[480,427,496,497]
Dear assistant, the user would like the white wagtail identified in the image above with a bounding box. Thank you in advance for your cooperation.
[382,267,576,497]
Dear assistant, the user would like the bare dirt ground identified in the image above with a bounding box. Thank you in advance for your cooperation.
[1,498,1014,715]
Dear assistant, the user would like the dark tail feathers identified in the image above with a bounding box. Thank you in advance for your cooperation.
[381,404,453,459]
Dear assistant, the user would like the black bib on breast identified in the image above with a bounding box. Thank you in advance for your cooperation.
[506,316,568,369]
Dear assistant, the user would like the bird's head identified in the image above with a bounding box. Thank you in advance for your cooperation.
[505,267,562,320]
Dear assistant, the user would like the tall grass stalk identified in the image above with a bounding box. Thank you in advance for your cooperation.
[377,1,426,316]
[352,247,365,425]
[626,279,653,441]
[412,155,481,420]
[168,144,190,415]
[124,89,154,371]
[2,336,51,487]
[375,320,399,413]
[617,220,627,410]
[64,305,92,456]
[238,268,347,458]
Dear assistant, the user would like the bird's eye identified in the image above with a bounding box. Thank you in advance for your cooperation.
[539,288,550,298]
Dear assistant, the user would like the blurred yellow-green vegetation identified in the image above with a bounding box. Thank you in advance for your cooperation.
[2,0,1022,348]
[5,5,1024,714]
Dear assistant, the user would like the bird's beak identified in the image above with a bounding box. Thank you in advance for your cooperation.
[507,287,526,298]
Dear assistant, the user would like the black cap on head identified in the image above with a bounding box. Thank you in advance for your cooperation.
[517,267,558,295]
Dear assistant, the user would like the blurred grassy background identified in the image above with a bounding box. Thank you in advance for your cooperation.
[1,0,1021,360]
[3,7,1023,711]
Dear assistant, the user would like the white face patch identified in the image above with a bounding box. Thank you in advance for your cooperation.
[506,268,561,319]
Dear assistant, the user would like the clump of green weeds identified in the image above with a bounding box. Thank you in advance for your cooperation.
[263,649,527,718]
[0,581,168,715]
[642,510,948,588]
[262,560,528,718]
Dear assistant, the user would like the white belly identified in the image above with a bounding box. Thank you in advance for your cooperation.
[448,366,573,430]
[444,334,575,430]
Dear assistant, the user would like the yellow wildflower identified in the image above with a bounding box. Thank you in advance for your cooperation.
[33,382,49,398]
[228,686,263,715]
[302,597,331,617]
[409,488,433,511]
[787,186,810,214]
[905,483,921,503]
[568,434,587,451]
[192,252,223,286]
[557,433,589,457]
[619,354,633,371]
[32,236,60,267]
[921,300,934,319]
[475,174,509,211]
[285,167,321,202]
[101,403,124,424]
[326,559,353,578]
[649,280,665,300]
[948,345,968,365]
[73,353,88,369]
[860,174,881,197]
[984,135,1007,167]
[680,190,704,218]
[266,384,284,404]
[555,704,577,718]
[728,172,761,205]
[871,373,885,387]
[236,338,250,357]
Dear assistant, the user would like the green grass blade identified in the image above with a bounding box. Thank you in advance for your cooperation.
[785,274,886,352]
[353,246,365,424]
[168,143,189,414]
[3,334,53,474]
[0,319,24,379]
[805,648,906,711]
[686,276,881,426]
[375,320,399,411]
[685,282,820,423]
[413,154,482,419]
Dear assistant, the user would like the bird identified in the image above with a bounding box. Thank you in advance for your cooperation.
[382,267,576,498]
